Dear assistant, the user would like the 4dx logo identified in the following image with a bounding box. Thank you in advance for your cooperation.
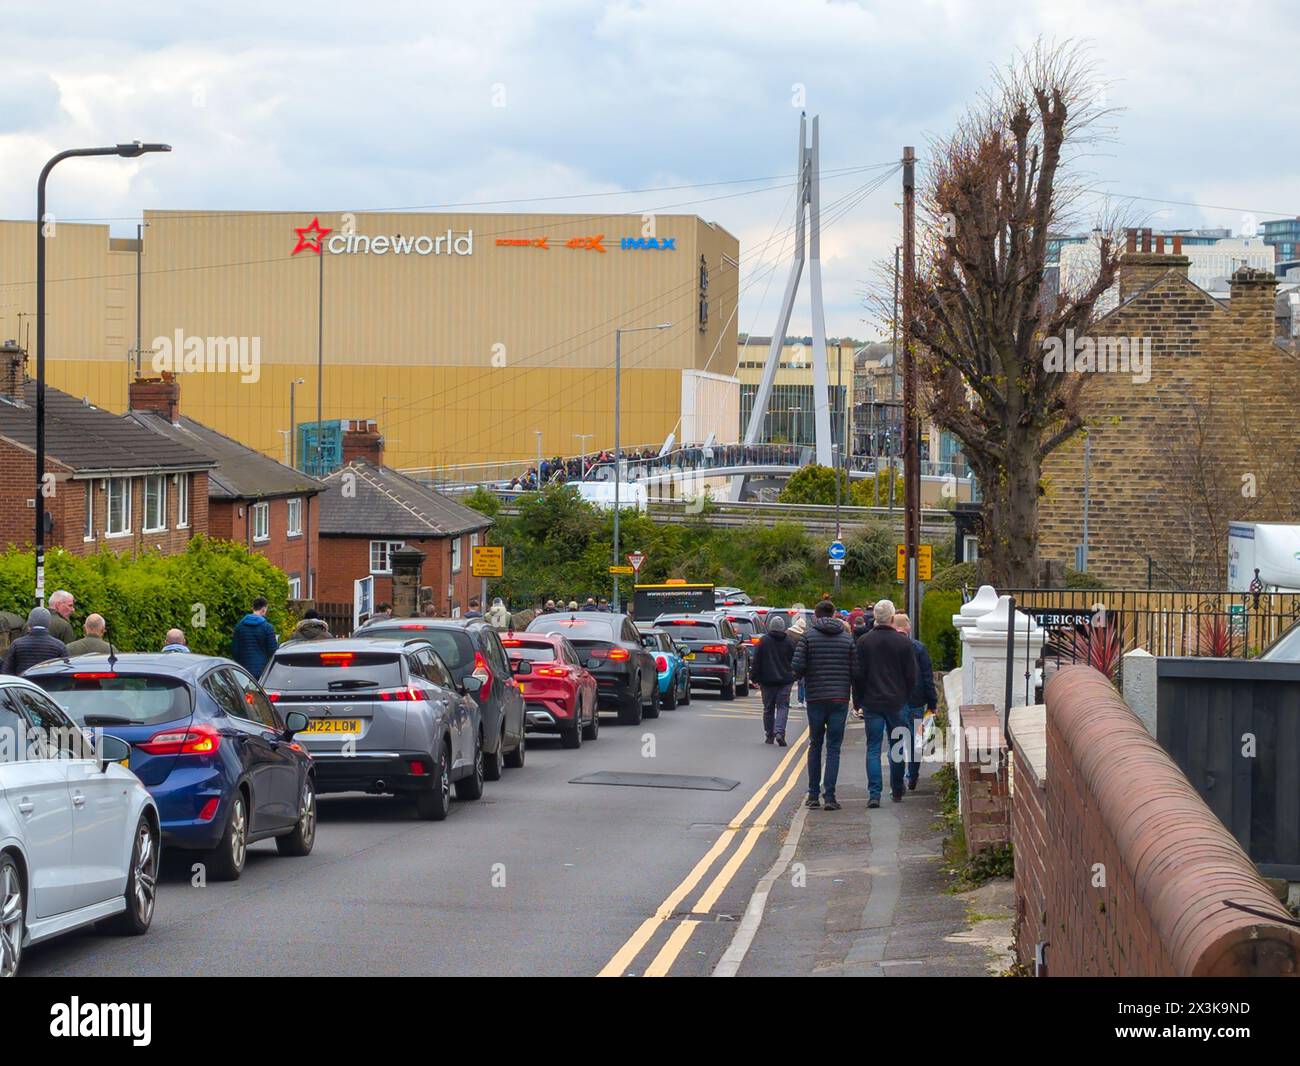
[620,237,676,250]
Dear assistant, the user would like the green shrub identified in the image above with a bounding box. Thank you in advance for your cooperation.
[1065,568,1107,590]
[918,589,963,670]
[849,468,905,507]
[462,486,501,518]
[928,560,976,592]
[840,521,895,583]
[777,464,846,505]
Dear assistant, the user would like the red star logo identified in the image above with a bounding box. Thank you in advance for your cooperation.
[292,217,333,256]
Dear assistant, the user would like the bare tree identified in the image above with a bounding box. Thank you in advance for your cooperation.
[908,41,1121,586]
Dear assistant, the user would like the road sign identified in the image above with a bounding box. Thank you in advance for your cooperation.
[896,544,933,582]
[828,539,846,562]
[829,559,843,572]
[627,551,646,573]
[609,565,634,576]
[471,545,504,578]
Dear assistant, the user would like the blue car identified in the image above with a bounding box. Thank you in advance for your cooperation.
[636,625,692,709]
[27,653,317,882]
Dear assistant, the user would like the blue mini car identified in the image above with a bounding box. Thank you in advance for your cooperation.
[27,653,318,882]
[636,625,691,709]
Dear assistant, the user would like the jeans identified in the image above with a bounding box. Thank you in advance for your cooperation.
[796,678,806,705]
[761,683,792,737]
[805,701,849,800]
[864,707,907,799]
[901,704,927,783]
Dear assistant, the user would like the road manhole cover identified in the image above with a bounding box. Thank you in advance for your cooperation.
[569,771,740,791]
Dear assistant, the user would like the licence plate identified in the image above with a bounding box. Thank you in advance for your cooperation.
[684,652,696,660]
[304,718,362,734]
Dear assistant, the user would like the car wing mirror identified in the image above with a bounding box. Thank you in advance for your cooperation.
[510,659,533,675]
[96,733,132,773]
[283,710,310,736]
[462,675,484,695]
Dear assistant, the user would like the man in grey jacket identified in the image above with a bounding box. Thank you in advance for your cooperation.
[790,600,855,811]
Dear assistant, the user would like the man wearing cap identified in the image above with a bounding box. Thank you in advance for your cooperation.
[2,607,68,676]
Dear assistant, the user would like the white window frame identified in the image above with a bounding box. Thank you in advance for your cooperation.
[251,501,270,543]
[451,536,463,574]
[177,474,190,528]
[287,575,302,598]
[143,474,167,533]
[106,477,132,538]
[370,540,404,575]
[83,482,94,542]
[286,496,303,537]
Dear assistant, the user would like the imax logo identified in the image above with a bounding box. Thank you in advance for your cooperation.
[621,237,676,250]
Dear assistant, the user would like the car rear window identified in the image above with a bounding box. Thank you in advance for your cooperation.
[500,639,558,662]
[361,627,472,677]
[263,651,406,692]
[529,618,618,642]
[35,674,194,727]
[656,619,720,638]
[726,617,757,637]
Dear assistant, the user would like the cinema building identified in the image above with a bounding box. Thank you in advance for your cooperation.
[0,209,741,472]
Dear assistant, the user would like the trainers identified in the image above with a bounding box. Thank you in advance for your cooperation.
[805,795,821,809]
[822,799,841,811]
[775,733,787,747]
[907,776,918,791]
[764,734,774,745]
[891,790,904,803]
[867,797,881,809]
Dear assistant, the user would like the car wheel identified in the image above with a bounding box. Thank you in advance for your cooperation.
[415,743,452,820]
[504,727,526,768]
[736,664,750,697]
[276,777,318,856]
[484,726,506,781]
[205,792,248,881]
[643,678,661,719]
[681,673,692,705]
[662,675,678,710]
[0,854,25,978]
[721,674,736,701]
[618,688,643,725]
[105,815,159,934]
[560,709,582,749]
[455,733,486,800]
[581,698,600,740]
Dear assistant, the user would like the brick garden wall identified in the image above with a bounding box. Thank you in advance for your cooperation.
[957,704,1010,854]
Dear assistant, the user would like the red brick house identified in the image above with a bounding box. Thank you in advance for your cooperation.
[125,376,325,598]
[315,423,492,613]
[0,344,214,555]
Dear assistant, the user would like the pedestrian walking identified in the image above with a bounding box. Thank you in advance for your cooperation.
[1,607,67,676]
[465,598,483,618]
[65,614,112,656]
[752,613,795,746]
[892,613,938,791]
[485,597,512,628]
[852,599,918,808]
[287,609,331,642]
[46,589,77,643]
[230,596,279,679]
[790,600,855,811]
[788,605,808,707]
[162,628,191,652]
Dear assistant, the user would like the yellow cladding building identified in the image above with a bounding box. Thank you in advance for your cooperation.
[0,210,740,470]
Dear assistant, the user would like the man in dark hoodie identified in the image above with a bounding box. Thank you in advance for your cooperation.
[791,600,855,811]
[852,599,918,807]
[231,597,279,679]
[752,613,795,746]
[1,607,67,676]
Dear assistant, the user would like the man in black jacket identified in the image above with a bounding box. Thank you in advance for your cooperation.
[791,600,854,811]
[752,614,795,746]
[1,607,68,676]
[852,599,918,806]
[893,613,938,791]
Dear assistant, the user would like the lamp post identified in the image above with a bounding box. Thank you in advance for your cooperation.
[613,323,670,612]
[574,433,593,479]
[35,141,170,605]
[289,378,305,470]
[535,430,543,488]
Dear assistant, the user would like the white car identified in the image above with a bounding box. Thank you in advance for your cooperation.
[0,676,159,977]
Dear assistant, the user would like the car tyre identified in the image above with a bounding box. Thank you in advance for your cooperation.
[504,727,526,768]
[455,733,485,800]
[721,673,736,701]
[560,715,582,749]
[105,815,159,934]
[484,726,506,781]
[581,698,600,740]
[0,853,25,978]
[662,675,678,710]
[276,777,318,857]
[680,673,692,705]
[737,666,750,697]
[618,688,643,725]
[643,678,661,719]
[205,791,248,882]
[415,743,452,820]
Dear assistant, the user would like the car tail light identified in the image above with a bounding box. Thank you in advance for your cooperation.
[655,655,668,672]
[701,644,728,654]
[266,691,280,702]
[378,687,425,701]
[535,666,568,678]
[198,797,220,822]
[473,651,493,691]
[318,652,354,665]
[409,760,427,775]
[398,624,425,629]
[750,636,762,644]
[501,639,522,647]
[139,723,221,756]
[73,671,117,679]
[607,648,630,661]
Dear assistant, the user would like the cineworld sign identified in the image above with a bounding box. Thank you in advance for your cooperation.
[621,237,676,250]
[292,217,473,257]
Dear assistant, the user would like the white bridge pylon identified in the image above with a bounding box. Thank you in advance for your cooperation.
[731,113,833,502]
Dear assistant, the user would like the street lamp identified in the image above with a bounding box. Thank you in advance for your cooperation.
[35,141,170,605]
[613,323,671,613]
[289,378,305,469]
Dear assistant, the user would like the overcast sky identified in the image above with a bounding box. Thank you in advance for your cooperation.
[2,0,1295,339]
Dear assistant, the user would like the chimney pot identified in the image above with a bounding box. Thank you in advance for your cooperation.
[0,341,27,404]
[127,372,181,423]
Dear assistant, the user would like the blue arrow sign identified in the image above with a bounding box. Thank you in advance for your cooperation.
[828,540,846,561]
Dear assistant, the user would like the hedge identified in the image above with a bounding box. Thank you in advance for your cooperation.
[0,537,291,655]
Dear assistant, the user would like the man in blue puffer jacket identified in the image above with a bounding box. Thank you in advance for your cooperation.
[231,597,279,679]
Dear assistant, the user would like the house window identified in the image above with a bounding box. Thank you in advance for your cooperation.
[143,475,167,533]
[451,536,463,573]
[177,474,190,528]
[107,478,132,536]
[83,484,94,541]
[286,497,303,537]
[370,540,404,575]
[287,574,302,598]
[252,501,270,542]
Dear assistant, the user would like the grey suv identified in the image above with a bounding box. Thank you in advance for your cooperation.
[260,638,485,820]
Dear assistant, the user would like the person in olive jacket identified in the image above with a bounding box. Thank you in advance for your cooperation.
[752,613,796,746]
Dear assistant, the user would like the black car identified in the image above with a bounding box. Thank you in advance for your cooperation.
[354,618,527,778]
[653,613,750,699]
[525,611,658,724]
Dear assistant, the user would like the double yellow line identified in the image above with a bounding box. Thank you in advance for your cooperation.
[597,732,809,977]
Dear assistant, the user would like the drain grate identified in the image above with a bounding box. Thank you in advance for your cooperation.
[569,771,740,791]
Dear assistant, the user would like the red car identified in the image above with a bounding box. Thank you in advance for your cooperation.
[501,633,600,749]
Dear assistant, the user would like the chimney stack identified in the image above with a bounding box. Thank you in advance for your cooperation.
[1229,266,1278,345]
[1118,227,1192,301]
[341,418,384,466]
[0,340,26,404]
[128,372,181,424]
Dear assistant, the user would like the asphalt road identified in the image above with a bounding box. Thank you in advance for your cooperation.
[22,685,810,977]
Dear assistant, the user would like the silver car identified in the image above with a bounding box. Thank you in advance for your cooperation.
[260,638,484,820]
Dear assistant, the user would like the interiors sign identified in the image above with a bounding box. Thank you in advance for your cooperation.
[292,217,473,257]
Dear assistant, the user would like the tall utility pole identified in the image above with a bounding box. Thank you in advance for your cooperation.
[315,253,324,473]
[134,221,144,377]
[901,146,920,619]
